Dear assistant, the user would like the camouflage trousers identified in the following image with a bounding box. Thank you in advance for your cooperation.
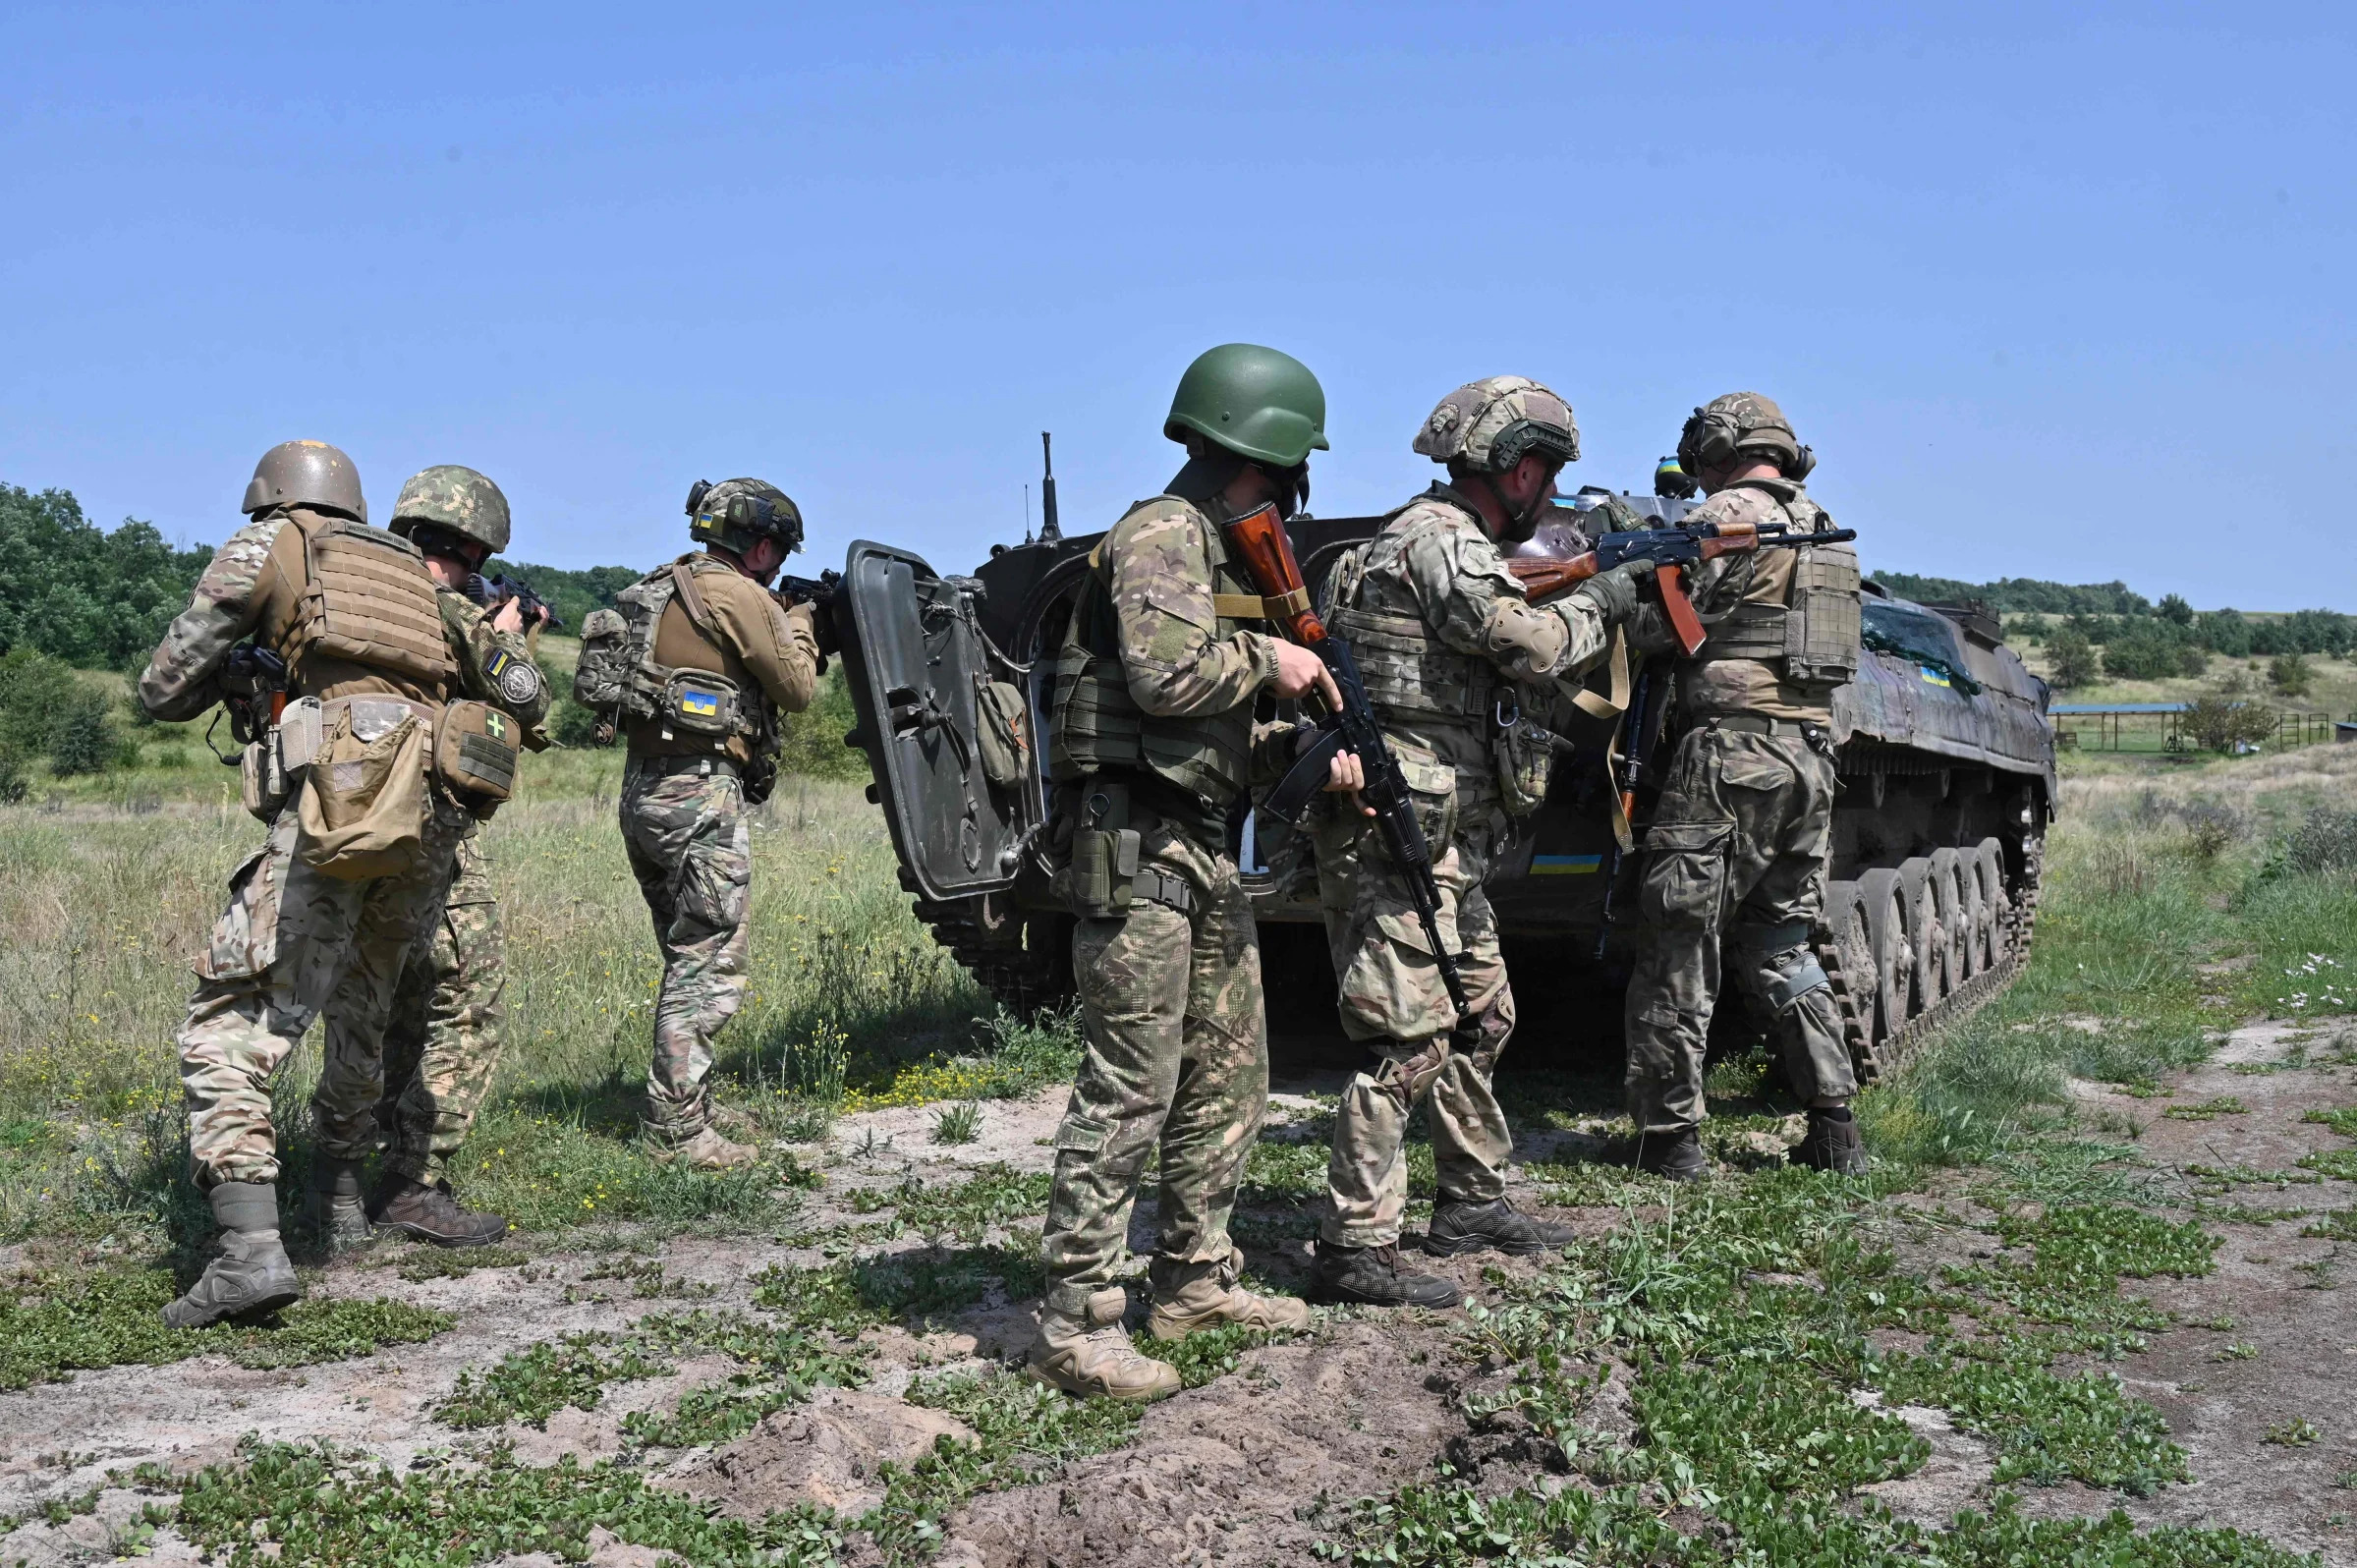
[621,757,752,1142]
[1314,809,1514,1248]
[1040,833,1267,1317]
[179,789,472,1190]
[372,829,507,1184]
[1623,723,1856,1134]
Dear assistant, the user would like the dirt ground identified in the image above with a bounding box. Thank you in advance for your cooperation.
[2,1028,2353,1567]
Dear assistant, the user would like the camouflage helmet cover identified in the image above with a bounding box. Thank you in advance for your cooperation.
[1414,376,1581,474]
[242,439,366,523]
[1676,391,1815,480]
[1163,343,1330,469]
[689,476,805,555]
[389,465,512,553]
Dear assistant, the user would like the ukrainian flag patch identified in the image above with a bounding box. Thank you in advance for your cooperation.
[1532,854,1602,875]
[1919,665,1951,688]
[679,688,721,718]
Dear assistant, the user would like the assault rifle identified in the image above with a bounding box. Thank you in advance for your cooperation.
[1226,504,1474,1033]
[771,569,844,665]
[206,642,287,762]
[464,572,564,631]
[1505,520,1857,655]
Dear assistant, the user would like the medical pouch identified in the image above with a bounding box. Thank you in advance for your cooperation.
[435,699,521,807]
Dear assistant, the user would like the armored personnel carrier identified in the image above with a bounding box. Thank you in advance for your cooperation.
[825,476,2056,1081]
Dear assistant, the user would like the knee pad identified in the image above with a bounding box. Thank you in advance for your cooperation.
[1370,1036,1451,1109]
[1762,947,1831,1015]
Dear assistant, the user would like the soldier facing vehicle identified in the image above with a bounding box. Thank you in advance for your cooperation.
[1620,392,1866,1180]
[140,440,548,1327]
[1304,376,1656,1308]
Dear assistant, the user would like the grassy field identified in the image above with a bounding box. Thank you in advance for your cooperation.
[6,724,2357,1564]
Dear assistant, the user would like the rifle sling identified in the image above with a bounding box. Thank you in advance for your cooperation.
[668,562,727,647]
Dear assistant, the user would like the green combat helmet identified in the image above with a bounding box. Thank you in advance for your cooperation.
[389,465,512,555]
[1413,375,1580,475]
[242,439,365,523]
[1164,343,1330,468]
[1676,391,1817,483]
[687,477,804,557]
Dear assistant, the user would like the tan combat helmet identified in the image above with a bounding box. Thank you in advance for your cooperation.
[1413,376,1580,474]
[242,439,365,523]
[390,466,512,555]
[1676,392,1818,482]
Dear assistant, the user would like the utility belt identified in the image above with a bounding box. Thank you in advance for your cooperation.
[628,752,742,781]
[1058,773,1199,919]
[241,692,520,835]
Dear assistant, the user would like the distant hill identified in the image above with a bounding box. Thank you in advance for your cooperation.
[1871,574,2153,616]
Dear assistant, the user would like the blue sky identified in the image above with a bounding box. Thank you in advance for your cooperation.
[3,3,2350,608]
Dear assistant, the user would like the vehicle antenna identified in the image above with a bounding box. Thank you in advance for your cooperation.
[1038,431,1062,542]
[1024,482,1033,544]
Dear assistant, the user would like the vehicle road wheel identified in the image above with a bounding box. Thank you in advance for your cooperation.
[1817,879,1878,1080]
[1973,837,2010,965]
[1897,857,1940,1012]
[1929,848,1968,997]
[1857,867,1909,1043]
[1949,844,1985,982]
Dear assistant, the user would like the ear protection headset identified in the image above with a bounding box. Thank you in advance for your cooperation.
[685,479,802,548]
[1676,407,1817,483]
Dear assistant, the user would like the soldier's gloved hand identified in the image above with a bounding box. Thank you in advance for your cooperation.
[781,598,828,652]
[1569,558,1656,624]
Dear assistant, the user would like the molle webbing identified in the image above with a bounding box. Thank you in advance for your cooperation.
[1045,502,1260,802]
[1327,603,1495,720]
[293,522,455,689]
[1694,600,1790,661]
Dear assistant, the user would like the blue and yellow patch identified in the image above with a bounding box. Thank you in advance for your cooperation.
[678,688,722,718]
[1919,665,1951,689]
[1531,854,1602,875]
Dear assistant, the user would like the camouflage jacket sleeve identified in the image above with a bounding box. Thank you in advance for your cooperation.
[439,590,553,735]
[705,569,819,715]
[138,518,283,721]
[1399,506,1610,684]
[1625,486,1781,654]
[1107,499,1280,717]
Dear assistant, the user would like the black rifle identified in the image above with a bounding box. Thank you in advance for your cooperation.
[772,569,844,666]
[1226,504,1474,1032]
[465,572,564,631]
[1506,521,1858,655]
[208,642,287,760]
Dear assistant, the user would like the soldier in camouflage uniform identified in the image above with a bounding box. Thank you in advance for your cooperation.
[1622,393,1866,1179]
[1309,378,1653,1308]
[572,478,819,1169]
[1030,344,1363,1402]
[345,466,554,1249]
[141,442,546,1327]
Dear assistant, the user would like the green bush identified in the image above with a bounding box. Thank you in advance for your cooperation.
[2182,695,2274,754]
[2269,651,2313,697]
[0,484,210,667]
[44,690,118,777]
[775,666,866,781]
[2279,807,2357,878]
[2046,626,2100,690]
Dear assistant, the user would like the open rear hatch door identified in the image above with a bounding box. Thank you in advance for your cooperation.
[836,539,1025,901]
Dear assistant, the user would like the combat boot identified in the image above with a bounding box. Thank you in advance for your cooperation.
[304,1158,373,1255]
[1636,1126,1709,1183]
[162,1182,301,1329]
[1145,1254,1311,1340]
[1424,1197,1577,1258]
[1791,1106,1868,1175]
[1309,1242,1463,1310]
[646,1127,758,1170]
[371,1173,510,1248]
[1028,1287,1181,1402]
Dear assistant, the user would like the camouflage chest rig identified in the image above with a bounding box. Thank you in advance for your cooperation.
[1046,497,1273,914]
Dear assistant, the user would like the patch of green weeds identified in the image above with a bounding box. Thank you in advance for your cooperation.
[2264,1419,2322,1447]
[172,1438,843,1568]
[754,1243,1043,1336]
[437,1309,870,1432]
[0,1265,449,1389]
[2300,1148,2357,1181]
[928,1101,982,1146]
[1525,1157,1672,1208]
[1877,1351,2189,1492]
[577,1254,716,1300]
[371,1244,533,1283]
[845,1162,1051,1240]
[861,1370,1142,1563]
[2300,1207,2357,1240]
[2162,1095,2249,1121]
[1634,1357,1930,1492]
[453,1104,819,1235]
[2184,1162,2326,1196]
[2304,1105,2357,1138]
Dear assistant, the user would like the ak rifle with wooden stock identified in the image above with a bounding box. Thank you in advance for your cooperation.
[1221,503,1475,1034]
[1506,518,1857,655]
